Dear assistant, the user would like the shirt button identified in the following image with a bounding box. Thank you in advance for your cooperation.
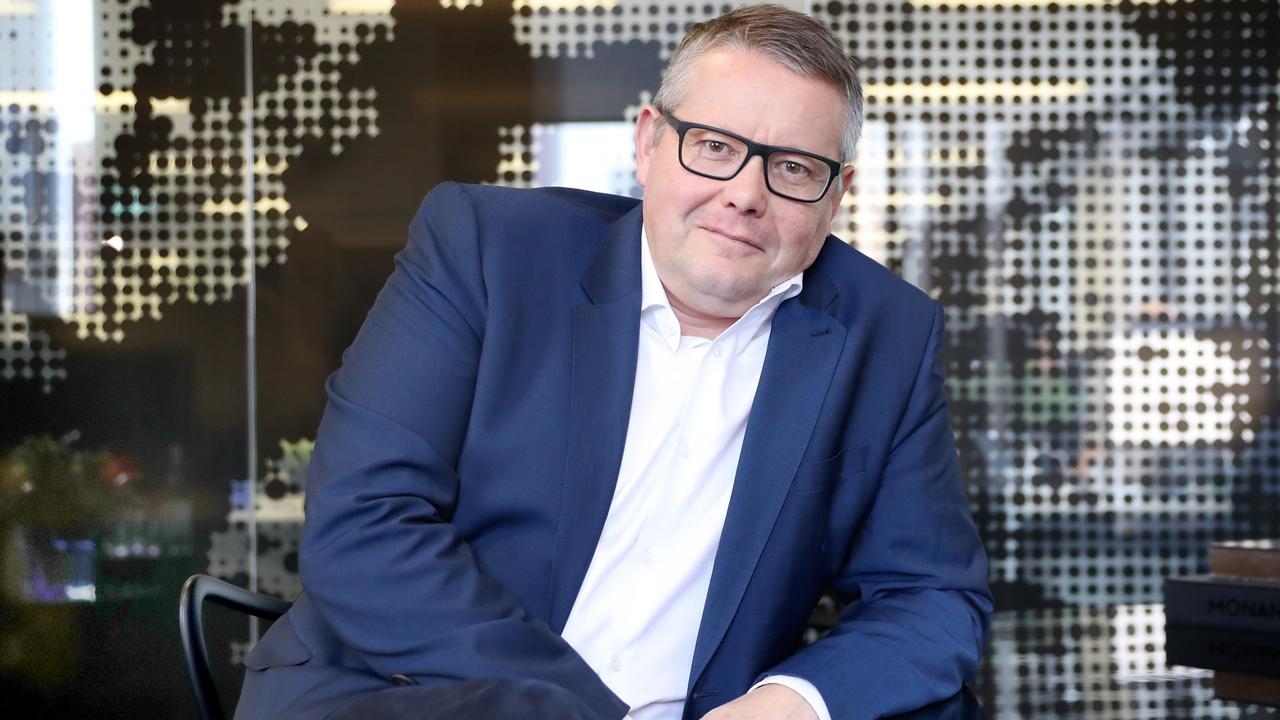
[641,548,655,565]
[610,654,623,672]
[712,344,724,358]
[676,442,690,459]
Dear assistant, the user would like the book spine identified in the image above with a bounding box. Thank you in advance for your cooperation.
[1164,577,1280,633]
[1209,547,1280,581]
[1214,672,1280,707]
[1165,626,1280,676]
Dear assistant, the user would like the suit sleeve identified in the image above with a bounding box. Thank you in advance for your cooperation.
[297,182,627,717]
[762,302,993,719]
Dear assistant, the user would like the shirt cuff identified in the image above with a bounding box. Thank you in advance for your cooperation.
[750,675,831,720]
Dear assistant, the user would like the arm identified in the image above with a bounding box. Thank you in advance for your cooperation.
[759,302,992,719]
[298,183,627,717]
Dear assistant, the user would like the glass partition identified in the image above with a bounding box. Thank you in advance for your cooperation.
[1,0,1276,715]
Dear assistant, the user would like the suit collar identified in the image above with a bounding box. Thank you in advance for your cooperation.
[549,204,644,631]
[580,202,644,305]
[797,236,844,318]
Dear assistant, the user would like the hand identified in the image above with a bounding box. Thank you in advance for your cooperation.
[700,684,818,720]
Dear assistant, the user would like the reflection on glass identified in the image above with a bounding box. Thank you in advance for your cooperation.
[9,528,98,602]
[0,433,193,603]
[0,0,1276,716]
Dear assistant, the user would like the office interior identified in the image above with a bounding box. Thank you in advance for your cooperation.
[1,0,1277,717]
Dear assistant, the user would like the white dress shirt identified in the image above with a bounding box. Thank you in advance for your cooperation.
[559,229,830,720]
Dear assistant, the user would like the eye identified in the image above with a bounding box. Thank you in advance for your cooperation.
[703,140,731,155]
[776,158,816,179]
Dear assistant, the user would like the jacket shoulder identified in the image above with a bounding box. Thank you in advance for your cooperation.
[408,183,638,297]
[813,236,939,325]
[417,182,639,231]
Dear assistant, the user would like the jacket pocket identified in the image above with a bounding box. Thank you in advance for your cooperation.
[793,445,869,494]
[243,613,313,670]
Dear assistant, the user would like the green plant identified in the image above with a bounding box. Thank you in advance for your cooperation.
[0,432,136,531]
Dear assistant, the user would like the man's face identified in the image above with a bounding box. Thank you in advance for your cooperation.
[635,48,854,318]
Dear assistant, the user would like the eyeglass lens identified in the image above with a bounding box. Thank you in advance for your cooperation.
[679,126,832,202]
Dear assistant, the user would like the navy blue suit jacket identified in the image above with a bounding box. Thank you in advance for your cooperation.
[236,182,992,720]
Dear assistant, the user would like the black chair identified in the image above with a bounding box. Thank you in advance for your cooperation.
[180,574,293,720]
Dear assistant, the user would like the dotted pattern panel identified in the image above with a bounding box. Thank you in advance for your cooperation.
[492,124,541,187]
[1,0,393,385]
[488,97,645,195]
[3,1,1276,612]
[0,299,65,391]
[207,438,311,600]
[494,0,1280,607]
[809,0,1279,606]
[511,0,735,59]
[981,605,1241,719]
[215,438,312,667]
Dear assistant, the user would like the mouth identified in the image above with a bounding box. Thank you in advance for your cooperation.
[700,226,762,252]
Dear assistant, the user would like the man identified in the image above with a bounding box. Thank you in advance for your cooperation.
[237,5,991,719]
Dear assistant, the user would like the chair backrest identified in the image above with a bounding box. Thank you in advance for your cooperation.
[180,574,293,720]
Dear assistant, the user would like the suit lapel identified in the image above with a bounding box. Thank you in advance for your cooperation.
[688,270,846,687]
[548,204,643,632]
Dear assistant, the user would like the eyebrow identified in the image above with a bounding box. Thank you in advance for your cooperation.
[662,111,841,164]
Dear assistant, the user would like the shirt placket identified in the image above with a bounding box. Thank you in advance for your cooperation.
[608,322,707,681]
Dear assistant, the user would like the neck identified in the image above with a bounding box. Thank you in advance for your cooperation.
[664,284,745,339]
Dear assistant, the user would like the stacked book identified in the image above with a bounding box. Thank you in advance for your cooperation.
[1165,539,1280,706]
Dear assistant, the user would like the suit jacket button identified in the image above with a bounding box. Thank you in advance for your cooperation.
[391,673,415,686]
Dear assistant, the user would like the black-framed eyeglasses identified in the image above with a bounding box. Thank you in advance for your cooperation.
[660,110,844,204]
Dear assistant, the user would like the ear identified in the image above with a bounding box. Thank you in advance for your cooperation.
[634,105,664,189]
[828,164,856,222]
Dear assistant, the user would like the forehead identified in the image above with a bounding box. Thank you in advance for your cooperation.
[675,47,845,159]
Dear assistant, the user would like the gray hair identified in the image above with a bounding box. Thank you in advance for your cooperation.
[651,4,864,163]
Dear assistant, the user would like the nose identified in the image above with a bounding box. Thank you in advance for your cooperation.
[719,155,769,216]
